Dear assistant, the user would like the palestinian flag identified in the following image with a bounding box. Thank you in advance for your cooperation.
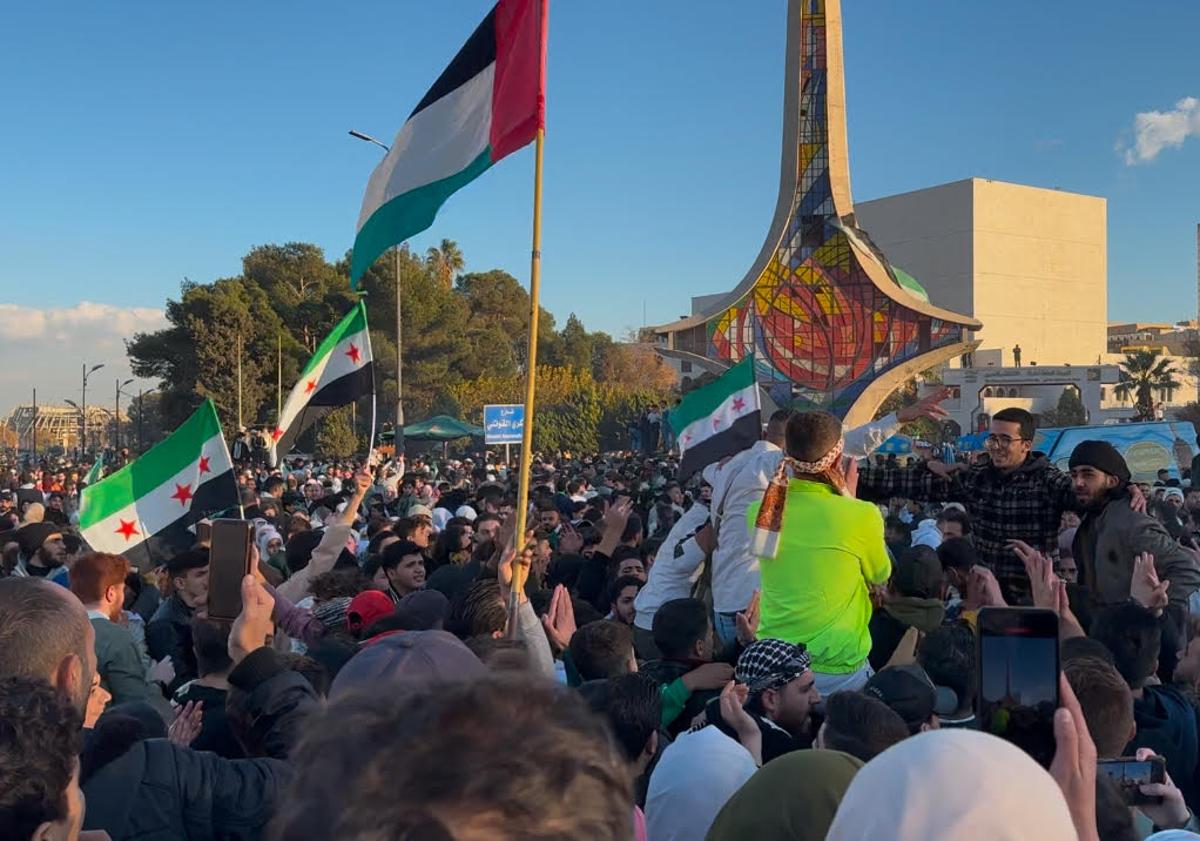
[79,400,237,569]
[670,357,762,481]
[270,300,374,466]
[349,0,548,286]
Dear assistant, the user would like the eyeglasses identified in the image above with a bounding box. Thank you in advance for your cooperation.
[984,434,1028,449]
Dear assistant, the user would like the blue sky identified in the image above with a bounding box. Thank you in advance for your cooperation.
[1,1,1198,410]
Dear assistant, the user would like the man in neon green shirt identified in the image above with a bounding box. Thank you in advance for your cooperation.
[748,411,891,693]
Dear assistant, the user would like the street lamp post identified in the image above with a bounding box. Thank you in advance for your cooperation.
[81,363,105,455]
[116,379,134,451]
[349,129,405,450]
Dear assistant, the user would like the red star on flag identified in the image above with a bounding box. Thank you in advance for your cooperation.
[304,379,317,394]
[712,417,722,430]
[345,343,361,365]
[171,484,193,507]
[272,427,284,442]
[115,519,139,541]
[197,456,211,475]
[732,397,746,412]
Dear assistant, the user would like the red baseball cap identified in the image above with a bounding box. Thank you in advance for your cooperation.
[347,590,394,633]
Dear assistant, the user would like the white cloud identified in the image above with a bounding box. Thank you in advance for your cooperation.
[1121,96,1200,165]
[0,302,167,416]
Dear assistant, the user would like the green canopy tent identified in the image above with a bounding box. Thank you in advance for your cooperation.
[380,415,484,457]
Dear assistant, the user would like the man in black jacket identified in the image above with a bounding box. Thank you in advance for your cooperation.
[1068,440,1200,613]
[0,572,317,840]
[147,549,209,694]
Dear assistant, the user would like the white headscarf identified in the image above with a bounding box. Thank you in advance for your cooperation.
[825,729,1076,841]
[256,526,283,560]
[431,507,453,532]
[911,518,943,550]
[645,726,757,841]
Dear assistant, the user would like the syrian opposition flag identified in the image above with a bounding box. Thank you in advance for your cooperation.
[270,300,374,466]
[670,357,762,481]
[348,0,548,287]
[79,399,237,568]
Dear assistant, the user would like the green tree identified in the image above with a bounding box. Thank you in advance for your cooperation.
[426,238,464,289]
[560,313,593,371]
[242,243,355,353]
[1039,387,1087,428]
[1115,350,1181,420]
[127,278,295,432]
[315,406,359,460]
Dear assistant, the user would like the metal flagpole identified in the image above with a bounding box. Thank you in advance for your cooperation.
[506,127,545,637]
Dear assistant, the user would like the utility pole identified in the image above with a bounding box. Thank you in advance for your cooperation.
[115,379,120,450]
[236,333,244,431]
[277,332,282,424]
[395,244,404,447]
[81,364,88,455]
[31,388,36,454]
[80,362,104,454]
[137,390,144,452]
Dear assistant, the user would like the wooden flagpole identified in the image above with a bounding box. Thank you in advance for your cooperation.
[506,127,545,634]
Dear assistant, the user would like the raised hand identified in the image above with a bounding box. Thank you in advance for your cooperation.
[558,522,584,556]
[926,460,965,480]
[602,496,633,536]
[896,387,952,423]
[540,584,577,652]
[1010,540,1057,610]
[147,656,176,686]
[735,590,761,647]
[969,565,1006,608]
[168,700,204,747]
[1130,552,1169,615]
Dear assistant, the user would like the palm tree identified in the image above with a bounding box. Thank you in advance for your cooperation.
[1115,349,1180,420]
[425,239,464,289]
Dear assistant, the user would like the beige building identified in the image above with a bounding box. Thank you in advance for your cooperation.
[856,178,1107,368]
[1108,321,1197,355]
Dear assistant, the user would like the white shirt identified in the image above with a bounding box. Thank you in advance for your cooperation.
[706,413,903,613]
[645,726,757,841]
[634,501,710,631]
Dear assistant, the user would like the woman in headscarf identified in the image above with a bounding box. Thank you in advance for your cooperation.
[705,749,861,841]
[747,411,892,694]
[256,525,289,581]
[825,728,1082,840]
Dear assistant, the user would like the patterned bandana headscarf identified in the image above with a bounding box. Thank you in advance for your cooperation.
[751,436,847,559]
[736,638,812,693]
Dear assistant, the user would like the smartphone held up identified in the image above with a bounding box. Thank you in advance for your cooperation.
[206,519,254,622]
[976,607,1060,768]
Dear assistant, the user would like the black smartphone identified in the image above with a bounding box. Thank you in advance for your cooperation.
[207,519,254,622]
[1098,756,1166,805]
[977,607,1060,767]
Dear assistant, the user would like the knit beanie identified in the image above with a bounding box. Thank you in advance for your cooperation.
[1068,440,1131,483]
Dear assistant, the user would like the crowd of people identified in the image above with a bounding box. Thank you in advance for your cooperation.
[5,398,1200,839]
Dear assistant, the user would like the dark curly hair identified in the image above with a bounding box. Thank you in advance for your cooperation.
[0,677,83,839]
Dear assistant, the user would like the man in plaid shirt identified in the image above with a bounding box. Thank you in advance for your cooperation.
[858,407,1132,601]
